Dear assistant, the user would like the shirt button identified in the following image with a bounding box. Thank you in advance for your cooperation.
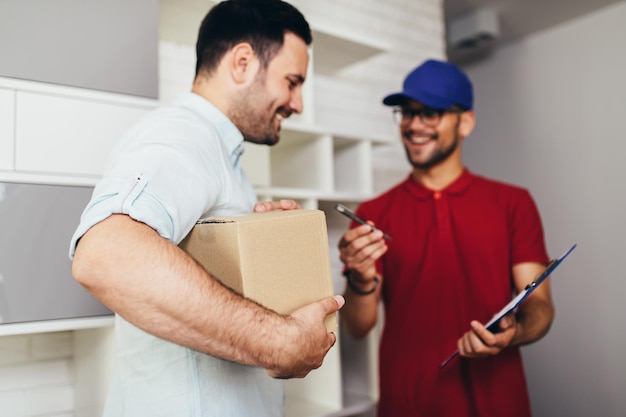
[433,191,442,200]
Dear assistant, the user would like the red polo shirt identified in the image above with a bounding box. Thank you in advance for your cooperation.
[354,169,549,417]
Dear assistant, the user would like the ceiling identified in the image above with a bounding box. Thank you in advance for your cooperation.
[444,0,623,63]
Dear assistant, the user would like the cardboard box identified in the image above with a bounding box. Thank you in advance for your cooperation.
[179,209,337,331]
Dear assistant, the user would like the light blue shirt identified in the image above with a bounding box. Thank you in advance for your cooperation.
[70,93,284,417]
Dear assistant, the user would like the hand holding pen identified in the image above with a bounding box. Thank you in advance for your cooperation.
[336,203,389,297]
[335,204,392,240]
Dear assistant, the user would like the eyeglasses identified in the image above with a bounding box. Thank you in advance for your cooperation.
[392,106,466,127]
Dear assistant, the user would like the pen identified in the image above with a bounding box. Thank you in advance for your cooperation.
[335,203,392,240]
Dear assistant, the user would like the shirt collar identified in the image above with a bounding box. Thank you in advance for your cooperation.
[403,168,475,200]
[175,92,244,164]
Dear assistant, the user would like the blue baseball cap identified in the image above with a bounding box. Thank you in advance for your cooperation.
[382,59,473,110]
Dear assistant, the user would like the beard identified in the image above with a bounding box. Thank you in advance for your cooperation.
[229,72,282,146]
[404,115,462,170]
[404,131,459,170]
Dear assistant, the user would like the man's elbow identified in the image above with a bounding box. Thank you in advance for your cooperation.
[71,240,102,293]
[542,302,556,337]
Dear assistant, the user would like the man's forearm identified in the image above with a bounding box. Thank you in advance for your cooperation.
[72,214,291,369]
[512,297,555,347]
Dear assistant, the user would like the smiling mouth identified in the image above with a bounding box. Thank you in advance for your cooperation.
[277,107,292,120]
[408,137,432,145]
[273,114,284,132]
[274,110,291,131]
[405,133,437,145]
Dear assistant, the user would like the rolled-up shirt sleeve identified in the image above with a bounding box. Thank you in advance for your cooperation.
[69,105,232,258]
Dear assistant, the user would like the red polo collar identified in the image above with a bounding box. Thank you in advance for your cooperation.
[402,168,475,201]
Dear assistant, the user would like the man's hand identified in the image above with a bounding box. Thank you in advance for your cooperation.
[254,199,301,212]
[338,223,387,282]
[265,295,345,379]
[457,315,517,358]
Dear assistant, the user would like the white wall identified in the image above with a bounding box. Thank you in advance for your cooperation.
[461,2,626,416]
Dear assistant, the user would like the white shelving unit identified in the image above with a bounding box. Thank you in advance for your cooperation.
[159,2,389,415]
[0,2,393,416]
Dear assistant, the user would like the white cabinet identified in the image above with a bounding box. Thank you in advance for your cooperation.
[0,88,15,171]
[15,90,153,177]
[0,78,156,184]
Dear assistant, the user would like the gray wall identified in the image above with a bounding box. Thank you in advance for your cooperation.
[0,0,158,98]
[461,2,626,416]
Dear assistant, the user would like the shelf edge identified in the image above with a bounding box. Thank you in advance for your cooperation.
[0,315,115,336]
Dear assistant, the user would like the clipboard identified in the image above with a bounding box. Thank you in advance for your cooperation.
[439,243,577,369]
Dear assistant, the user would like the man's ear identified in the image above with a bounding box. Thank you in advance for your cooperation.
[458,110,476,138]
[229,42,260,85]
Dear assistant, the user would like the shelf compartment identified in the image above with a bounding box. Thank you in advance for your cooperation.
[311,26,389,76]
[241,142,271,187]
[271,130,333,192]
[333,136,372,197]
[242,128,334,193]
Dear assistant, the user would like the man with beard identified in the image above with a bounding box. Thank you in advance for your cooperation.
[69,1,343,416]
[337,59,554,416]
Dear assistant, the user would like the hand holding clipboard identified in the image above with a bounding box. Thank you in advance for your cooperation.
[439,244,577,369]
